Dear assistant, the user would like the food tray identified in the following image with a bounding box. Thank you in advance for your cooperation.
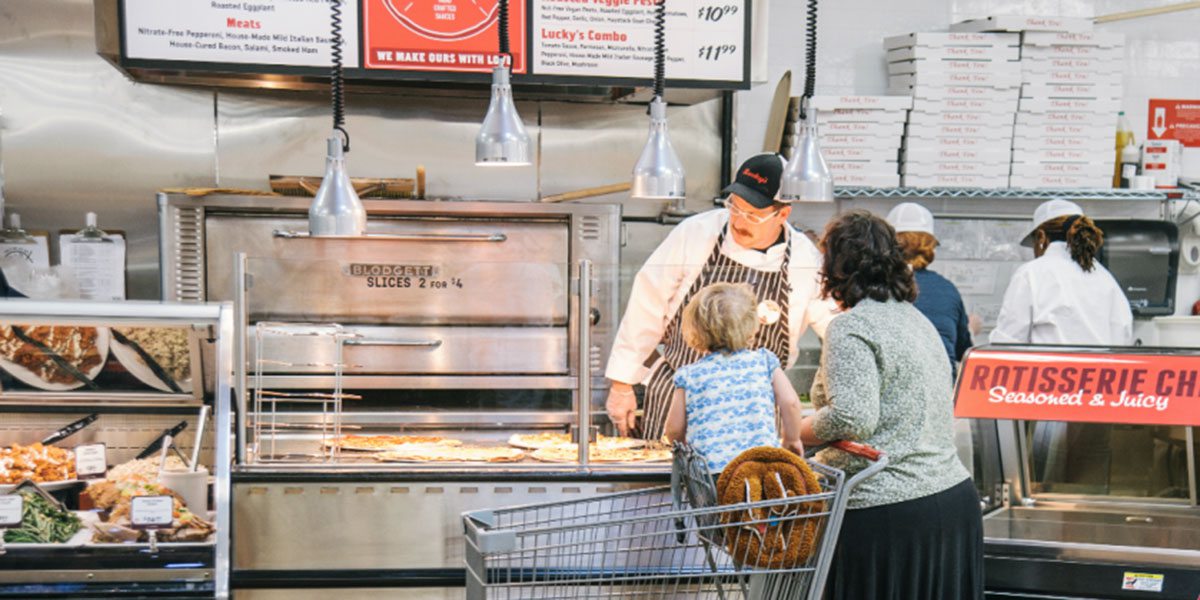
[109,326,198,393]
[0,327,110,391]
[0,479,80,493]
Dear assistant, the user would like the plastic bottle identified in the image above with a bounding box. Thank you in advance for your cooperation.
[1119,140,1141,188]
[1113,112,1134,187]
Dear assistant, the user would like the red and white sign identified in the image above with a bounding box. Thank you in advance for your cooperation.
[363,0,527,73]
[1148,99,1200,148]
[955,348,1200,427]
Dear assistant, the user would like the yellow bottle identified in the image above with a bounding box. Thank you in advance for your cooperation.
[1114,111,1134,187]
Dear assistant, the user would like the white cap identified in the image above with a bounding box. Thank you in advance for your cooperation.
[1021,199,1083,247]
[886,202,935,236]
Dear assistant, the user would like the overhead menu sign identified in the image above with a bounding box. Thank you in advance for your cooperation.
[123,0,361,68]
[532,0,746,83]
[363,0,528,73]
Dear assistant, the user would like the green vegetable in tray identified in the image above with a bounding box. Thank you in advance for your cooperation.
[2,491,81,544]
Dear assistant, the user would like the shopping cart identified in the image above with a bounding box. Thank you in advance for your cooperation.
[462,440,886,600]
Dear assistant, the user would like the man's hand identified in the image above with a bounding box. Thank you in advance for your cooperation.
[606,382,638,437]
[968,313,983,336]
[784,439,805,457]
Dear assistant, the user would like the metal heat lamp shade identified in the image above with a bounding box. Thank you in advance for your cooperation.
[309,134,366,236]
[631,97,686,200]
[778,109,835,203]
[475,66,531,166]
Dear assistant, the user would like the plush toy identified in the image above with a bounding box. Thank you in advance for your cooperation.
[715,447,825,568]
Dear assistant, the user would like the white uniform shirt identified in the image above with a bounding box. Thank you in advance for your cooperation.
[605,209,837,385]
[990,242,1133,346]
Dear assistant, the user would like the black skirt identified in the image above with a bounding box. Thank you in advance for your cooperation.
[824,477,984,600]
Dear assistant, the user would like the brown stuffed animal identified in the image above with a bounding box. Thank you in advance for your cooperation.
[715,447,825,568]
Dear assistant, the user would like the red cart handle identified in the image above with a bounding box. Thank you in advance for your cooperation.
[830,440,883,461]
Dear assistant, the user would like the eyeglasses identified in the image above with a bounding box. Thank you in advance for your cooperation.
[725,199,782,225]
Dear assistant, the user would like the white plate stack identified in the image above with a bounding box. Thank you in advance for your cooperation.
[886,32,1021,188]
[803,95,911,188]
[1011,31,1125,189]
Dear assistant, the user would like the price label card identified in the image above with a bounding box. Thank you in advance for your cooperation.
[74,443,108,480]
[0,495,24,528]
[130,496,174,530]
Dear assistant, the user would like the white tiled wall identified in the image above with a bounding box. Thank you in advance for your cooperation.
[736,0,1200,167]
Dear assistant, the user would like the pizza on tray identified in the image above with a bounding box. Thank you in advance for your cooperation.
[529,445,672,464]
[374,445,526,463]
[507,432,645,451]
[325,435,463,452]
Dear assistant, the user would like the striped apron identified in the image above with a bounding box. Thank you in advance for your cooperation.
[639,226,792,441]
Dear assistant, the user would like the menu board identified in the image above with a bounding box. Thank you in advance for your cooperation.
[363,0,527,73]
[533,0,745,83]
[123,0,361,68]
[118,0,748,87]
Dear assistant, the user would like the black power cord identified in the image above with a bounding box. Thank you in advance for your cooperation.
[498,0,510,60]
[799,0,818,120]
[653,0,666,100]
[330,0,349,151]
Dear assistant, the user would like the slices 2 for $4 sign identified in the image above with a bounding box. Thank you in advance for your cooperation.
[955,349,1200,426]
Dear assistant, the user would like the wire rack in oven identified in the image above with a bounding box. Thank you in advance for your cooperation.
[250,322,360,463]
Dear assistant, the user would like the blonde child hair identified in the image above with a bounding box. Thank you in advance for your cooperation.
[681,282,759,354]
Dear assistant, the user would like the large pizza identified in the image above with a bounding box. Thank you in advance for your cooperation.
[507,433,644,451]
[529,445,673,464]
[374,445,526,463]
[326,435,463,452]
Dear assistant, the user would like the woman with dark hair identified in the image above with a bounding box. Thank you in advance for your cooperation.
[800,210,983,600]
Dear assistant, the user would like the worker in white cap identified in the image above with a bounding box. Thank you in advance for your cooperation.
[886,203,974,376]
[990,199,1132,345]
[991,199,1133,488]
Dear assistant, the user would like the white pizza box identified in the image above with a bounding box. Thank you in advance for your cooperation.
[1013,121,1113,139]
[904,136,1013,151]
[1012,134,1111,150]
[1022,57,1124,73]
[811,108,910,124]
[1022,69,1123,86]
[884,32,1019,50]
[819,121,907,138]
[903,146,1013,163]
[1021,31,1125,48]
[888,58,1021,76]
[902,161,1011,176]
[1020,81,1123,100]
[893,83,1019,101]
[887,45,1020,63]
[889,70,1020,89]
[1009,174,1112,188]
[820,133,905,148]
[1015,111,1117,127]
[808,95,913,111]
[904,174,1011,187]
[1011,161,1112,177]
[913,96,1019,113]
[1011,148,1113,163]
[906,122,1014,140]
[1018,97,1122,114]
[908,110,1015,127]
[951,15,1093,34]
[831,172,902,187]
[827,160,900,174]
[1020,44,1124,61]
[822,146,901,162]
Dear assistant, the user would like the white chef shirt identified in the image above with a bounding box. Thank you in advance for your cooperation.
[990,242,1133,346]
[605,209,837,385]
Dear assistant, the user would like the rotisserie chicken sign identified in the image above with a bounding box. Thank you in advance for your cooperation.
[955,348,1200,426]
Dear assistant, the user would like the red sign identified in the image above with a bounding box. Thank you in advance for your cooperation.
[955,348,1200,426]
[363,0,527,73]
[1147,99,1200,148]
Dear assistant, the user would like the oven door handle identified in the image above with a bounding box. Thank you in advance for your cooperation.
[273,230,507,243]
[343,338,444,348]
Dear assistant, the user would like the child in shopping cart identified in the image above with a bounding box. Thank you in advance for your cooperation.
[664,282,806,472]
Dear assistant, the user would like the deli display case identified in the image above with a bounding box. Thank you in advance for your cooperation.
[158,193,670,598]
[957,345,1200,600]
[0,299,234,598]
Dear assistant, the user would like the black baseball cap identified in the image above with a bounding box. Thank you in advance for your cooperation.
[721,153,788,209]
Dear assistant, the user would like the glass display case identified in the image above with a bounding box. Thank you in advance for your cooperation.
[0,299,233,599]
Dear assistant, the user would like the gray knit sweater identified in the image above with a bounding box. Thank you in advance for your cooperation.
[810,298,971,509]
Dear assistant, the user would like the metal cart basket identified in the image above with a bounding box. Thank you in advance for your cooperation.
[463,441,887,600]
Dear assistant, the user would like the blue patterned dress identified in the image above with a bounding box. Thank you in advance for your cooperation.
[673,348,781,472]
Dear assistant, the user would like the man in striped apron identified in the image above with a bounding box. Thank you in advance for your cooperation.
[606,154,837,440]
